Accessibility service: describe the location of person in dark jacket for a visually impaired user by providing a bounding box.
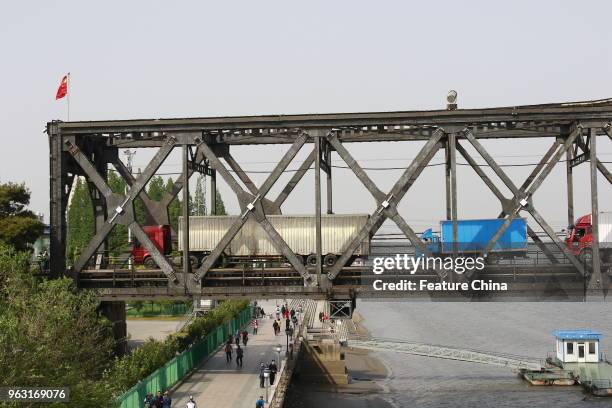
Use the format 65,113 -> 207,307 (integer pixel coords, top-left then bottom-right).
162,390 -> 171,408
259,363 -> 266,388
154,391 -> 163,408
225,342 -> 233,362
143,393 -> 154,408
268,360 -> 277,385
242,330 -> 249,346
236,344 -> 244,368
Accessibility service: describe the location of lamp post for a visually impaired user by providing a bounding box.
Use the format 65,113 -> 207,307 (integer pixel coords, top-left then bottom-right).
275,343 -> 282,369
263,367 -> 270,403
285,327 -> 293,355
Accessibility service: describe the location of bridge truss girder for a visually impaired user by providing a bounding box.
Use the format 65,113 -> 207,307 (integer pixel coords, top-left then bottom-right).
47,99 -> 612,298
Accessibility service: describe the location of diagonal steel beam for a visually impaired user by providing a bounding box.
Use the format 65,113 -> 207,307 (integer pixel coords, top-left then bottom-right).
223,151 -> 281,214
73,221 -> 115,273
326,129 -> 445,280
65,141 -> 113,198
457,142 -> 555,261
274,149 -> 316,208
464,127 -> 585,273
456,141 -> 561,264
328,133 -> 386,202
193,133 -> 313,283
224,153 -> 260,195
65,139 -> 179,281
596,161 -> 612,184
113,158 -> 157,225
119,137 -> 176,208
575,135 -> 612,185
464,130 -> 559,253
130,221 -> 177,281
161,144 -> 204,205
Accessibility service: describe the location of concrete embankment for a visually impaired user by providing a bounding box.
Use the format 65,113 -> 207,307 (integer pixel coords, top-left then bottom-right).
283,308 -> 393,408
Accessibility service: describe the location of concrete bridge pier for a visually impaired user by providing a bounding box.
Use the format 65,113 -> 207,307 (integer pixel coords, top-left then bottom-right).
100,300 -> 128,356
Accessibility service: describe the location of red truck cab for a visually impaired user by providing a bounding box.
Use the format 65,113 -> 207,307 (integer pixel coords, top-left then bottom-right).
565,214 -> 592,260
131,225 -> 172,267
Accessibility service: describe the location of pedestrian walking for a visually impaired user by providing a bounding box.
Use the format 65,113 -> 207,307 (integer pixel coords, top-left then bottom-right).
319,311 -> 324,322
185,396 -> 197,408
162,391 -> 172,408
259,307 -> 265,318
225,342 -> 233,363
285,318 -> 290,331
236,344 -> 244,368
235,329 -> 241,345
155,391 -> 164,408
252,319 -> 258,335
268,360 -> 277,385
242,330 -> 249,346
143,393 -> 154,408
259,363 -> 266,388
272,320 -> 279,336
256,395 -> 265,408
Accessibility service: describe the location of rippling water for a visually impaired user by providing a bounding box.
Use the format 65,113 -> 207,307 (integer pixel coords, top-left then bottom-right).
357,301 -> 612,407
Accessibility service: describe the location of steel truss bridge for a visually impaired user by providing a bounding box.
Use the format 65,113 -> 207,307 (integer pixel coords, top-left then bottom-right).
47,98 -> 612,301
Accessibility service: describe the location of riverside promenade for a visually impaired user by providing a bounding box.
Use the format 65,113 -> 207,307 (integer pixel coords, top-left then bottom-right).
171,300 -> 292,408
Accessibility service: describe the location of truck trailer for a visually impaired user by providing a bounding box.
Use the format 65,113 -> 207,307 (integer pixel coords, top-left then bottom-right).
131,214 -> 371,268
565,212 -> 612,264
421,218 -> 528,257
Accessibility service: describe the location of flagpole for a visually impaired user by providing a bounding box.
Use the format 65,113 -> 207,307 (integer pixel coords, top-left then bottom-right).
66,73 -> 70,121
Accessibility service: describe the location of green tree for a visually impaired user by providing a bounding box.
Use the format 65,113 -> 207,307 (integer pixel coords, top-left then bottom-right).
147,176 -> 166,201
66,178 -> 94,264
0,182 -> 44,251
0,243 -> 115,407
214,189 -> 227,215
165,178 -> 181,231
192,174 -> 207,216
106,171 -> 128,256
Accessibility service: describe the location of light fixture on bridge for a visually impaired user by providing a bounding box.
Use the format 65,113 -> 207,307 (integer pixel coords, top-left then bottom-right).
447,90 -> 458,111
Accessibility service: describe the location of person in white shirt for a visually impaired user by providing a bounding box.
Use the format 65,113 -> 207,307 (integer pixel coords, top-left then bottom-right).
186,395 -> 197,408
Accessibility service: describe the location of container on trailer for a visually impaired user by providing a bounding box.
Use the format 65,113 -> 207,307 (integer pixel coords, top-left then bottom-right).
178,214 -> 370,256
439,218 -> 527,253
598,212 -> 612,248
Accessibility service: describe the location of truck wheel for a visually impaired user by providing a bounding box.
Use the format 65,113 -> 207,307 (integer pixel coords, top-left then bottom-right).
189,255 -> 199,268
324,253 -> 337,267
144,257 -> 157,268
305,254 -> 318,266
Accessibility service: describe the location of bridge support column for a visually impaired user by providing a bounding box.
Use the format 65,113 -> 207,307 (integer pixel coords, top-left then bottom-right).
101,301 -> 127,356
566,149 -> 574,228
210,169 -> 217,215
315,134 -> 323,286
182,145 -> 191,288
588,128 -> 603,296
48,123 -> 69,279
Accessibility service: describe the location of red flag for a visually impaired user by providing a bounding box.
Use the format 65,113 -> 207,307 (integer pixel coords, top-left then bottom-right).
55,74 -> 69,100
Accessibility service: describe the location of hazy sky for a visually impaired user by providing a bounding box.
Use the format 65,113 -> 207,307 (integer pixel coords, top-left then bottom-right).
1,1 -> 610,232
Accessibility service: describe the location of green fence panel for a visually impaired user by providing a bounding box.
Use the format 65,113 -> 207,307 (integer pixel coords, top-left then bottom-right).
126,302 -> 191,317
117,307 -> 251,408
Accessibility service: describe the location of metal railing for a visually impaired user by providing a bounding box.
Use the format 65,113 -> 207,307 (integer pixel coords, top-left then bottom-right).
348,336 -> 545,371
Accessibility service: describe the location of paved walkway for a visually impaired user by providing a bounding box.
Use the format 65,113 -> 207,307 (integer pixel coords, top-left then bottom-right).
172,300 -> 288,408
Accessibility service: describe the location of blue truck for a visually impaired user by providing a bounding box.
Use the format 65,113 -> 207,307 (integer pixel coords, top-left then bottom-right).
421,218 -> 528,257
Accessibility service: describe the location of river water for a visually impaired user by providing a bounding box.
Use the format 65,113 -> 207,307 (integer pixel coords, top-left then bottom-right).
357,300 -> 612,407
